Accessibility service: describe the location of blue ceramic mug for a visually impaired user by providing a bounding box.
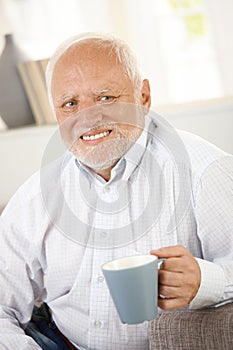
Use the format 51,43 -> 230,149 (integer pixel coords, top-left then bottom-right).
102,255 -> 161,324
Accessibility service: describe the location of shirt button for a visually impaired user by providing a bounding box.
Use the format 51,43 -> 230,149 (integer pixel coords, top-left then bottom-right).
103,187 -> 110,193
94,320 -> 102,328
100,231 -> 108,238
97,276 -> 104,283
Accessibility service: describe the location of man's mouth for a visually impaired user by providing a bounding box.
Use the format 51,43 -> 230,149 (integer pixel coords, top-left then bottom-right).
80,129 -> 112,141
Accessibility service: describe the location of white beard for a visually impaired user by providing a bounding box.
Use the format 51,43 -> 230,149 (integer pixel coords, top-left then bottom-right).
70,126 -> 142,172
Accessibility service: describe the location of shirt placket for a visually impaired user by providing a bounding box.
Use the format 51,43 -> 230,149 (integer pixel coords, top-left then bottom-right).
87,183 -> 116,349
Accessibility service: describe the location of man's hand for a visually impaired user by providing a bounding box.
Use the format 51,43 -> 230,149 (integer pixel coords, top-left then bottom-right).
150,245 -> 201,310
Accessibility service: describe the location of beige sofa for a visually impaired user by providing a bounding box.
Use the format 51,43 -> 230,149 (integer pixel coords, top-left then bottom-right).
148,303 -> 233,349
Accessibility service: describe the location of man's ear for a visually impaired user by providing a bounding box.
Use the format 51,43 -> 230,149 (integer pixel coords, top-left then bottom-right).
141,79 -> 151,109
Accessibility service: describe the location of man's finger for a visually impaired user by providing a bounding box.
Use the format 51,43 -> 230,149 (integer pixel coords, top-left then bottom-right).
159,257 -> 189,272
158,296 -> 188,311
151,245 -> 190,258
158,270 -> 182,287
159,284 -> 184,298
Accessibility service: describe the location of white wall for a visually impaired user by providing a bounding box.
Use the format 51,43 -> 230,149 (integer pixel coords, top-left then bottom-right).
0,97 -> 232,209
156,96 -> 233,155
205,0 -> 233,96
0,125 -> 56,209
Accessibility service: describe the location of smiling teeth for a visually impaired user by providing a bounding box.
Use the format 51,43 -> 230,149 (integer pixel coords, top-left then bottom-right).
82,131 -> 110,141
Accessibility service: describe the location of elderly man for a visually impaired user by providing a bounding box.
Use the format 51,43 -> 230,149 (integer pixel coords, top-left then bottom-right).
0,32 -> 233,350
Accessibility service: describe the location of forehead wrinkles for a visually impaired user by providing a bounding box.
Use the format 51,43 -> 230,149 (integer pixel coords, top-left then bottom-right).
53,47 -> 114,82
52,46 -> 129,97
53,41 -> 131,83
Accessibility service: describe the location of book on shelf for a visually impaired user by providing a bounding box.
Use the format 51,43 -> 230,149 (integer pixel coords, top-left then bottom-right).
17,58 -> 56,125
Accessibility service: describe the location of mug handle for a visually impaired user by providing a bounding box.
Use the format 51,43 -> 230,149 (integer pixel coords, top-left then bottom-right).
158,258 -> 166,269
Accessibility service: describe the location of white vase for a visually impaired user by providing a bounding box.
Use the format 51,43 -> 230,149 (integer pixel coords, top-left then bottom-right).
0,34 -> 35,128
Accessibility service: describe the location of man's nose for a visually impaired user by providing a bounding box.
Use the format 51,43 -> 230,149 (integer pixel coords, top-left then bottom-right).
76,101 -> 104,127
78,97 -> 96,112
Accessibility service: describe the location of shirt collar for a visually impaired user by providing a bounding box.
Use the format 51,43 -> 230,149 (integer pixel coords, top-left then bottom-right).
121,114 -> 152,182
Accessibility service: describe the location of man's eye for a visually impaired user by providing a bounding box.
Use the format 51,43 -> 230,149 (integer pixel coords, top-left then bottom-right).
63,101 -> 77,108
99,96 -> 116,103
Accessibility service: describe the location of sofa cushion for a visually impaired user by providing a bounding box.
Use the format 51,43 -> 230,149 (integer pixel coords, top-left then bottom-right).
148,303 -> 233,350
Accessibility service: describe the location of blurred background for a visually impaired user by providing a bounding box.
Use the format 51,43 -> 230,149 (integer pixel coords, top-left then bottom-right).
0,0 -> 233,209
1,0 -> 233,104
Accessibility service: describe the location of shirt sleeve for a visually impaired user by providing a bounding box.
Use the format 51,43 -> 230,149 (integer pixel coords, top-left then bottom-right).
0,214 -> 43,349
189,155 -> 233,309
189,258 -> 227,309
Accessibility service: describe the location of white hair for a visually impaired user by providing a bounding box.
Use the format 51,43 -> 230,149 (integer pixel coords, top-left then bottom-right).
45,32 -> 143,113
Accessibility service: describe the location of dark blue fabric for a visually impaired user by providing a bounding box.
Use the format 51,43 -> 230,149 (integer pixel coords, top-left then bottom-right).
25,304 -> 71,350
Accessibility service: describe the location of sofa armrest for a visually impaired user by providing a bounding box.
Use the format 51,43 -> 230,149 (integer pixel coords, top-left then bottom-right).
148,303 -> 233,350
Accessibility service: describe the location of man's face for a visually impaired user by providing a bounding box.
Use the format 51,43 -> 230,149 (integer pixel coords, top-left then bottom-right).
51,43 -> 150,176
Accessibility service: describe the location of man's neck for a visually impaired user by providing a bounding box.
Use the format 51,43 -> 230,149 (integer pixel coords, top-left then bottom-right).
96,160 -> 119,182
